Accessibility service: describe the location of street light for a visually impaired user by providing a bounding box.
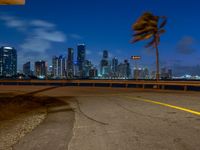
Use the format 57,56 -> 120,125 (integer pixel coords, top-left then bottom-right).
131,56 -> 141,80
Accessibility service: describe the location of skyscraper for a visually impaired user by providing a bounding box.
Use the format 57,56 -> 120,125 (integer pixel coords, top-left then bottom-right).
100,50 -> 110,77
103,50 -> 108,59
168,69 -> 172,79
52,56 -> 58,78
83,60 -> 93,77
35,60 -> 47,79
161,67 -> 172,79
77,44 -> 86,77
117,60 -> 131,79
89,67 -> 98,78
23,61 -> 31,76
52,55 -> 66,79
112,57 -> 118,77
67,48 -> 74,78
0,46 -> 17,77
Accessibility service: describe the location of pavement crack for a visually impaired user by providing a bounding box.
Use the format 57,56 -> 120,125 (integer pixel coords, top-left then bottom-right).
75,98 -> 109,125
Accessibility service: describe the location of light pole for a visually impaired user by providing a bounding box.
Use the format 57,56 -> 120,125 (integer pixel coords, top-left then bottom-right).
131,56 -> 141,80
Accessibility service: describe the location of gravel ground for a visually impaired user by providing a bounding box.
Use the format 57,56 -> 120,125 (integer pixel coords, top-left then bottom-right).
0,94 -> 74,150
0,96 -> 55,150
0,108 -> 47,150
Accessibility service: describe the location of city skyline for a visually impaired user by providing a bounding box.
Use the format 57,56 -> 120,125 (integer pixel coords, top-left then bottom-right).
0,0 -> 200,76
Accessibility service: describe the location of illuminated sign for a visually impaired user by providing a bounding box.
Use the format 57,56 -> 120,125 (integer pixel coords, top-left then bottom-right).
131,56 -> 141,60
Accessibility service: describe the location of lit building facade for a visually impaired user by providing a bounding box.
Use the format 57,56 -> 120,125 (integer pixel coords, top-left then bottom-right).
83,60 -> 93,77
67,48 -> 74,78
0,46 -> 17,77
117,60 -> 131,79
34,60 -> 47,79
23,61 -> 31,76
111,57 -> 118,78
77,44 -> 86,77
52,55 -> 66,79
100,50 -> 111,77
89,68 -> 98,78
161,67 -> 173,79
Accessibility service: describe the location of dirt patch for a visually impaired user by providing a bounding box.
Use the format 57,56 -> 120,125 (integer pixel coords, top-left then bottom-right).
0,95 -> 67,120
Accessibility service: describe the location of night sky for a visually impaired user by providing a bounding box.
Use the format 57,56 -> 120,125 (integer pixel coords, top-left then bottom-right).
0,0 -> 200,75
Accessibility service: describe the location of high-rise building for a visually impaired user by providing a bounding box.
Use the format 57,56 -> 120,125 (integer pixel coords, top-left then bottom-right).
52,55 -> 66,79
103,50 -> 108,59
34,60 -> 47,79
161,67 -> 172,79
89,67 -> 98,78
67,48 -> 74,78
77,44 -> 86,77
0,46 -> 17,77
100,50 -> 110,77
133,67 -> 149,79
143,68 -> 149,79
73,61 -> 79,77
23,61 -> 31,76
150,71 -> 156,79
117,60 -> 131,79
112,57 -> 118,77
83,60 -> 93,77
168,69 -> 172,79
52,56 -> 58,77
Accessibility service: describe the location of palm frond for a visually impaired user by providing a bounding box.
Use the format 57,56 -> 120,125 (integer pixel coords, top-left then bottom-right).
133,23 -> 147,31
145,38 -> 156,48
159,17 -> 167,29
158,29 -> 165,35
132,33 -> 153,43
131,12 -> 166,46
133,28 -> 154,36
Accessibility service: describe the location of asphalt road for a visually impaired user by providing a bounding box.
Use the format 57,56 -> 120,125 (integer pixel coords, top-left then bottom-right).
1,86 -> 200,150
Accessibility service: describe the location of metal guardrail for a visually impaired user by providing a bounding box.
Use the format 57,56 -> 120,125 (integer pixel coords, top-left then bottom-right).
0,80 -> 200,91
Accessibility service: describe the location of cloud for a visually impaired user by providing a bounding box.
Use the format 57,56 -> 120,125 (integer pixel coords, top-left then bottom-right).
34,28 -> 66,42
0,15 -> 27,31
176,36 -> 196,55
20,38 -> 51,53
70,34 -> 82,40
30,20 -> 55,28
0,15 -> 85,70
18,24 -> 67,58
0,15 -> 68,69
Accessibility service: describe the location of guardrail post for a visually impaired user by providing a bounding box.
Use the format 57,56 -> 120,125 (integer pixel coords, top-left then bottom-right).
142,84 -> 145,89
161,85 -> 165,90
109,83 -> 112,87
184,85 -> 187,91
126,84 -> 128,88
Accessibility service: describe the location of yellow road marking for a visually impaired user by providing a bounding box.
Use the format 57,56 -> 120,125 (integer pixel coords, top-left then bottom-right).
126,96 -> 200,116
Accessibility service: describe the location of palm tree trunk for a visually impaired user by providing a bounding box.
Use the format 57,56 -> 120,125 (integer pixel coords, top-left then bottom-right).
155,35 -> 160,81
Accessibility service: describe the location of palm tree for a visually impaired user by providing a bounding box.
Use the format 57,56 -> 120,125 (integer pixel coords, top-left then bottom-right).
131,12 -> 167,81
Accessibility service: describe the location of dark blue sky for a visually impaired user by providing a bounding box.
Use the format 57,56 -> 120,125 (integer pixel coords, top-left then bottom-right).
0,0 -> 200,75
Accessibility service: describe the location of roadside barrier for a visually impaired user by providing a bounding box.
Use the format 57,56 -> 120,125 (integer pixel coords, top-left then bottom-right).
0,80 -> 200,91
